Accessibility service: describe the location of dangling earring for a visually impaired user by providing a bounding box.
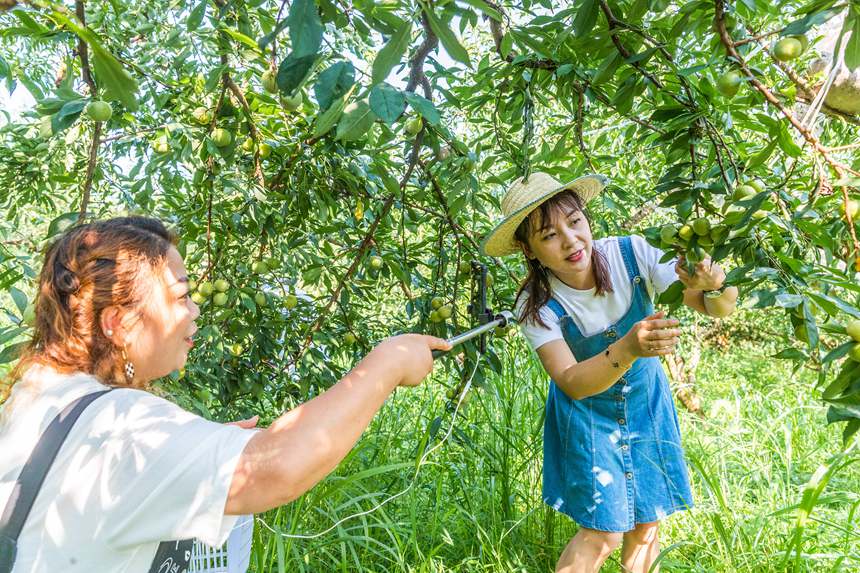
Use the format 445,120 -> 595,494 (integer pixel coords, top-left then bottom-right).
121,345 -> 135,383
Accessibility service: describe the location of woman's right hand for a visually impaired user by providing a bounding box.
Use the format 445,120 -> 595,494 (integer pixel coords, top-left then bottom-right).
620,311 -> 682,358
376,334 -> 452,387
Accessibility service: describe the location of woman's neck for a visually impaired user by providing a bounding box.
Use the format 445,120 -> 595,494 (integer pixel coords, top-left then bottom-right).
552,264 -> 596,291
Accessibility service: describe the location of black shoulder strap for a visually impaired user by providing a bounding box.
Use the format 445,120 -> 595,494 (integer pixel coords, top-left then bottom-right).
0,388 -> 112,571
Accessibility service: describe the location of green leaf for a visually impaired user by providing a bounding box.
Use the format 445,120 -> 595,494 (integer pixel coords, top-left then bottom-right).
823,341 -> 856,365
258,18 -> 290,52
313,85 -> 355,138
844,12 -> 860,71
221,28 -> 261,53
776,123 -> 802,158
593,52 -> 622,85
58,99 -> 87,121
314,61 -> 355,111
0,341 -> 27,365
371,18 -> 411,85
773,348 -> 808,361
573,0 -> 599,38
335,100 -> 377,142
0,56 -> 8,80
782,6 -> 843,36
405,92 -> 441,125
47,212 -> 80,238
50,11 -> 139,111
500,32 -> 513,59
422,4 -> 471,67
657,279 -> 685,305
187,0 -> 207,31
288,0 -> 323,57
277,52 -> 318,95
9,286 -> 27,314
51,100 -> 87,133
747,139 -> 777,170
458,0 -> 502,21
369,83 -> 406,125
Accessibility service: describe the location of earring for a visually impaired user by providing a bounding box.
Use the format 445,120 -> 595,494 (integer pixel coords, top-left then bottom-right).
120,345 -> 135,383
106,329 -> 113,337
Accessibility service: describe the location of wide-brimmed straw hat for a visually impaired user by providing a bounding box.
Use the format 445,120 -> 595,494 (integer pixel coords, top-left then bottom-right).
480,172 -> 608,257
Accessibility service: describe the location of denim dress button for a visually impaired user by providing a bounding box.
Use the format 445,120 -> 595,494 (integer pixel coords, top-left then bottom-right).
618,418 -> 626,425
633,276 -> 641,284
626,472 -> 634,480
622,444 -> 629,451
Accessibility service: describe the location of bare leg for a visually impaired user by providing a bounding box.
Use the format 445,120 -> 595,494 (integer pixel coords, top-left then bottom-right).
620,521 -> 660,573
556,527 -> 623,573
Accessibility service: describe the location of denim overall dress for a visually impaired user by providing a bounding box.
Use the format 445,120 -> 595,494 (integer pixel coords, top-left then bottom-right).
542,236 -> 693,532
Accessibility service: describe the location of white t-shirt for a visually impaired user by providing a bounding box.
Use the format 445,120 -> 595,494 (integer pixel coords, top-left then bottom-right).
0,365 -> 257,572
516,235 -> 679,351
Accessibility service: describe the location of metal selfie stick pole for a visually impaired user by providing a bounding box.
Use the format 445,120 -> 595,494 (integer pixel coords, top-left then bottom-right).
431,310 -> 517,359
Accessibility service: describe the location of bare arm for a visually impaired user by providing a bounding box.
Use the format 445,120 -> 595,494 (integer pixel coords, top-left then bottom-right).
536,312 -> 681,401
224,334 -> 450,515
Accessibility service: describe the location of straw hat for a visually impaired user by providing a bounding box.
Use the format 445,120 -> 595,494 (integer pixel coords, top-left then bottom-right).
480,172 -> 608,257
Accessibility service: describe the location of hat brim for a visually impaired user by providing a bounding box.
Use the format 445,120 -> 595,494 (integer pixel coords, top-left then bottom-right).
480,174 -> 607,257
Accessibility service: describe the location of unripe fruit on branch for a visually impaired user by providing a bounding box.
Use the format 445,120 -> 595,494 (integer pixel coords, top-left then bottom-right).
262,70 -> 278,94
678,224 -> 694,242
692,217 -> 711,236
840,199 -> 860,221
732,184 -> 757,201
283,91 -> 302,111
405,116 -> 423,136
192,106 -> 211,125
437,304 -> 452,320
85,100 -> 112,122
716,70 -> 742,98
198,281 -> 214,297
846,319 -> 860,342
773,37 -> 802,62
211,128 -> 232,147
153,136 -> 170,154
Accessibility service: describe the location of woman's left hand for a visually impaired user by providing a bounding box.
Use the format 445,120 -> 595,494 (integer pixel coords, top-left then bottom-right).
675,255 -> 725,291
226,415 -> 259,429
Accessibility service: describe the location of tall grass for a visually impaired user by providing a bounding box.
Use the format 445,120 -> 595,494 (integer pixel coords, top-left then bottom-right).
248,319 -> 860,572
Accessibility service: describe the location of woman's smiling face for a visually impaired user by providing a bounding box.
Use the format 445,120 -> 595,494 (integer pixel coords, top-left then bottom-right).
521,194 -> 595,289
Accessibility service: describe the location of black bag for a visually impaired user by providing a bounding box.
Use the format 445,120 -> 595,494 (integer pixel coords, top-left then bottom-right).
0,389 -> 112,573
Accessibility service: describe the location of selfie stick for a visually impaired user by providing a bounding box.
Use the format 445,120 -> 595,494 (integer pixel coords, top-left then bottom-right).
431,310 -> 517,359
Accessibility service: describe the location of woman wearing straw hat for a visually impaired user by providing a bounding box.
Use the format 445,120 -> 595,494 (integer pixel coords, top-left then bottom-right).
481,172 -> 737,572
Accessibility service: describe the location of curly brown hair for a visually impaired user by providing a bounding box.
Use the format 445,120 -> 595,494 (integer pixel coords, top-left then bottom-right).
1,217 -> 178,403
514,190 -> 613,329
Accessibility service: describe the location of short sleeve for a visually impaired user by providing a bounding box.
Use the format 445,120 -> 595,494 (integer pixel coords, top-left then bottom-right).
515,292 -> 564,351
96,390 -> 257,549
629,234 -> 679,298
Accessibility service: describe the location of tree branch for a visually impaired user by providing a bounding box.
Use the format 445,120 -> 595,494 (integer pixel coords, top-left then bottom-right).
714,0 -> 860,257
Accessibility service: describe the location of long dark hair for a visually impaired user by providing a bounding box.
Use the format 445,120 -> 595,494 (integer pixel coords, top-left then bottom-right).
514,190 -> 613,329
